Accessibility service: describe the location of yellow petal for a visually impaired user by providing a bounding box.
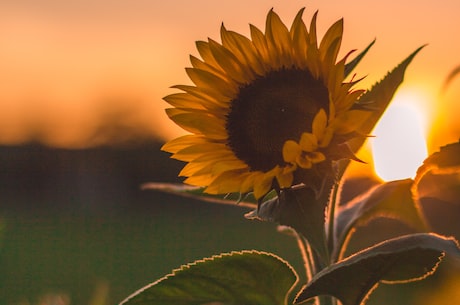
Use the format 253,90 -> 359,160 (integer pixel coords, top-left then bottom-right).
321,37 -> 341,81
220,25 -> 265,76
319,19 -> 343,62
171,85 -> 230,110
312,109 -> 328,140
319,127 -> 334,148
333,110 -> 372,135
211,159 -> 248,175
276,165 -> 295,188
208,39 -> 250,84
265,9 -> 292,66
299,133 -> 318,152
250,24 -> 270,65
240,172 -> 258,194
166,110 -> 227,140
186,67 -> 237,99
172,142 -> 228,161
195,40 -> 225,73
308,151 -> 326,163
283,140 -> 301,163
189,55 -> 229,82
296,155 -> 313,169
253,171 -> 275,199
161,135 -> 208,153
184,174 -> 215,187
290,8 -> 309,68
179,161 -> 212,177
163,92 -> 208,111
309,11 -> 318,48
205,170 -> 247,194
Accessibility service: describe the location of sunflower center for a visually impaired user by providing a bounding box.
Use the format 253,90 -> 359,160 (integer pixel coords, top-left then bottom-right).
226,67 -> 330,172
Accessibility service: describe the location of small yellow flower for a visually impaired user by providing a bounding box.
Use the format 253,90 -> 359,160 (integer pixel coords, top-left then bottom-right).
162,8 -> 369,199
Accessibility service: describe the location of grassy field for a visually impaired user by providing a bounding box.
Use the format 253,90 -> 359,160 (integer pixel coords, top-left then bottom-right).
1,143 -> 459,304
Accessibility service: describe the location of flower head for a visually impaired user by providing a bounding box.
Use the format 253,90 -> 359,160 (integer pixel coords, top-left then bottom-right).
162,8 -> 369,199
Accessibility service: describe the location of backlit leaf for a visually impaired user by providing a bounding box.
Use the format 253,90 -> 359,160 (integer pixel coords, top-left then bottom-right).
295,233 -> 460,305
119,250 -> 298,305
334,179 -> 427,259
415,139 -> 460,183
414,140 -> 460,205
141,182 -> 257,209
339,46 -> 425,178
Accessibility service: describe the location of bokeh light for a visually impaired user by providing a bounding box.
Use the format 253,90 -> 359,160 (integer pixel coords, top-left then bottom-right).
371,89 -> 429,181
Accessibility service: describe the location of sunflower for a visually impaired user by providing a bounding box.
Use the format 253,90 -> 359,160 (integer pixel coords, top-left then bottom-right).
162,8 -> 370,200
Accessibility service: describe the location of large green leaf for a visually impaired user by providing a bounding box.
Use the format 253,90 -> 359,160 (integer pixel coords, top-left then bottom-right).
295,233 -> 460,305
120,250 -> 298,305
334,179 -> 428,259
349,46 -> 425,153
335,46 -> 426,181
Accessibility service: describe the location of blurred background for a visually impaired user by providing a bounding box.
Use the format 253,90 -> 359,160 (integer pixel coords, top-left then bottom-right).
1,0 -> 460,304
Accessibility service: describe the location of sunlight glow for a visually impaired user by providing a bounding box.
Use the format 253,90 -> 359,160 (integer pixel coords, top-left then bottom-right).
371,91 -> 429,181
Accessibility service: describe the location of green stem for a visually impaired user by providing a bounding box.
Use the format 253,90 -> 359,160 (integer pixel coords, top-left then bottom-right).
295,232 -> 316,280
327,178 -> 340,262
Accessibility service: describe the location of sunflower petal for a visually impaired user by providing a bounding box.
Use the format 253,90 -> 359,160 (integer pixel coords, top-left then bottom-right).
266,9 -> 292,66
172,85 -> 229,108
161,135 -> 208,153
195,40 -> 225,73
309,151 -> 326,163
220,25 -> 265,76
172,143 -> 229,162
309,11 -> 319,48
290,8 -> 309,68
333,109 -> 372,135
276,165 -> 295,188
208,39 -> 250,84
253,171 -> 276,199
189,55 -> 229,82
186,67 -> 237,98
283,140 -> 301,163
179,161 -> 212,177
312,109 -> 328,140
205,170 -> 248,194
297,155 -> 313,169
300,133 -> 318,152
184,174 -> 215,187
319,19 -> 343,62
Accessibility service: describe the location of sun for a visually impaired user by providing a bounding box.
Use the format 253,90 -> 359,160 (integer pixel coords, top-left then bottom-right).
371,90 -> 429,181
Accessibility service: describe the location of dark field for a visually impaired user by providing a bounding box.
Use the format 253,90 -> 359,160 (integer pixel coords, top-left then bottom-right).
1,143 -> 459,304
0,143 -> 301,304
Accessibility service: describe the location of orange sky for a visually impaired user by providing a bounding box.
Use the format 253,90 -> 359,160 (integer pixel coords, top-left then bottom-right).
1,0 -> 460,149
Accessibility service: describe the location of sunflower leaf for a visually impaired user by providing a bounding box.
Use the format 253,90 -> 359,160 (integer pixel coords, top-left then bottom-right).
348,45 -> 425,154
344,39 -> 376,78
334,179 -> 428,259
414,139 -> 460,205
415,139 -> 460,184
245,186 -> 329,262
141,182 -> 257,208
119,250 -> 298,305
295,233 -> 460,305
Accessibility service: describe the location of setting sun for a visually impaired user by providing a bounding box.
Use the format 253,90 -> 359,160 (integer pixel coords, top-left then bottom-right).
371,92 -> 427,181
371,90 -> 429,181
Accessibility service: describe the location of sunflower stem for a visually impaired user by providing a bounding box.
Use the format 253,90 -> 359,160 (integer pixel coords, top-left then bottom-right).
327,177 -> 340,264
295,232 -> 316,281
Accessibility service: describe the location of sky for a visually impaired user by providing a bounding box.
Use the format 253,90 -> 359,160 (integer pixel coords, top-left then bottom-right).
1,0 -> 460,150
